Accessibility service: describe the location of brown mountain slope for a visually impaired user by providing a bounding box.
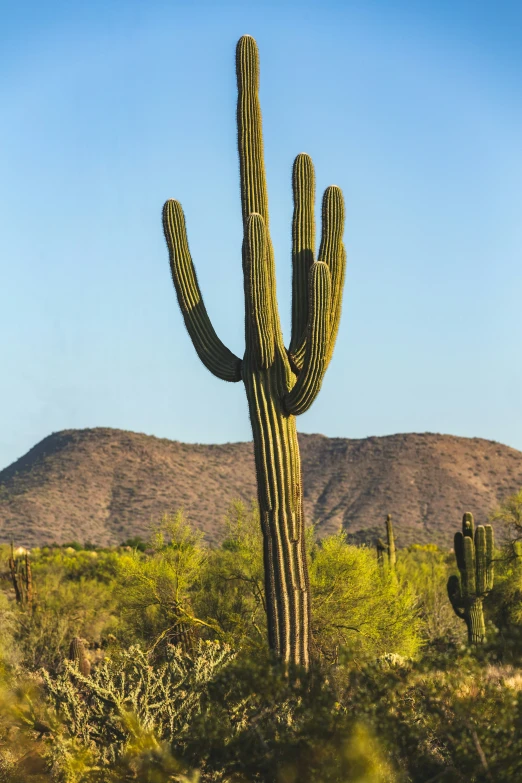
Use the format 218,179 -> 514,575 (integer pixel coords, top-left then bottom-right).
0,428 -> 521,549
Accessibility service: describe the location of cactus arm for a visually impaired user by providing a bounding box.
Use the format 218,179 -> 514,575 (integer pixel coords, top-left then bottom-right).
475,526 -> 487,595
319,186 -> 345,368
236,35 -> 269,226
325,242 -> 346,367
462,535 -> 477,597
292,186 -> 345,369
386,514 -> 397,572
447,575 -> 466,619
244,214 -> 275,369
284,262 -> 331,415
289,153 -> 315,359
463,512 -> 474,538
454,531 -> 465,571
162,200 -> 242,382
485,524 -> 494,591
236,35 -> 286,358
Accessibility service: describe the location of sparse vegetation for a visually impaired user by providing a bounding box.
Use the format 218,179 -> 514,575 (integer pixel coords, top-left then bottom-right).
1,494 -> 521,781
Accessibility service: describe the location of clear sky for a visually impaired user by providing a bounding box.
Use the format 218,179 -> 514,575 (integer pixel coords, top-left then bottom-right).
1,0 -> 521,470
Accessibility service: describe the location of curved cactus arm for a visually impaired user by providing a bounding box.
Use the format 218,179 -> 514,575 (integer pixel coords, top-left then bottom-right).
325,242 -> 346,367
321,186 -> 346,367
289,153 -> 315,359
292,186 -> 345,369
454,531 -> 465,571
163,200 -> 242,383
244,214 -> 275,369
447,575 -> 466,619
284,262 -> 331,415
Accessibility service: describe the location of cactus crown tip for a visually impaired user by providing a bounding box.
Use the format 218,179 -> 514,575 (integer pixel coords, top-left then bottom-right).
237,34 -> 258,49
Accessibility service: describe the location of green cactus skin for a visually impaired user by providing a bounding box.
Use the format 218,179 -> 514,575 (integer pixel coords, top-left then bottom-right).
162,36 -> 346,669
69,637 -> 91,676
447,513 -> 494,645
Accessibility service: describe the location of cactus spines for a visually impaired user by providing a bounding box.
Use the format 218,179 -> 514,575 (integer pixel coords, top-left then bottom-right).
69,637 -> 91,676
448,512 -> 495,645
163,36 -> 346,669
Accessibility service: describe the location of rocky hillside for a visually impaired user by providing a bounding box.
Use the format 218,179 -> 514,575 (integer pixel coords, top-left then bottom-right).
0,428 -> 521,549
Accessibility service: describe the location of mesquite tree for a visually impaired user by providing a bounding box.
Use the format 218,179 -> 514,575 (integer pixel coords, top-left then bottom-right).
162,35 -> 346,668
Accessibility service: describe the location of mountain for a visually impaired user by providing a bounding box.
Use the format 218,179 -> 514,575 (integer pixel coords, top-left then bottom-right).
0,428 -> 521,549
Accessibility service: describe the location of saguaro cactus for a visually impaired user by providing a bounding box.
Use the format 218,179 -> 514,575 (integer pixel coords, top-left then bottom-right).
162,36 -> 346,669
447,512 -> 494,644
386,514 -> 396,573
374,515 -> 396,577
8,543 -> 34,609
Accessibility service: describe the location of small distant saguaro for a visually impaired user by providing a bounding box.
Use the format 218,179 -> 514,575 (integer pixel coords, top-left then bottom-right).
162,36 -> 346,669
447,513 -> 494,644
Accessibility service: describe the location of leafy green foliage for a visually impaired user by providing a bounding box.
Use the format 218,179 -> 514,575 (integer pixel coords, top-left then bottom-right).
398,544 -> 465,645
1,501 -> 522,781
310,533 -> 421,662
116,512 -> 214,653
0,546 -> 119,672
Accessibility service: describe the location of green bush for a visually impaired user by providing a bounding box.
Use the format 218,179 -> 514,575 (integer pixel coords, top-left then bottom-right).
398,544 -> 465,646
1,503 -> 522,781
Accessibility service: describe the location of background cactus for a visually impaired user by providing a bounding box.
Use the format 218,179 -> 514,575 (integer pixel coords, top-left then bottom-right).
162,35 -> 346,669
374,515 -> 396,577
8,543 -> 34,609
386,514 -> 396,573
69,637 -> 91,676
447,512 -> 494,644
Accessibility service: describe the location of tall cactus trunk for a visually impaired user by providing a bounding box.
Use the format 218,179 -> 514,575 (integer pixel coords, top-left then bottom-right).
245,359 -> 310,663
467,599 -> 486,645
163,36 -> 346,669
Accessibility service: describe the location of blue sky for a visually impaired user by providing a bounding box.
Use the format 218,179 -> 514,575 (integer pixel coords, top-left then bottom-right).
1,0 -> 521,469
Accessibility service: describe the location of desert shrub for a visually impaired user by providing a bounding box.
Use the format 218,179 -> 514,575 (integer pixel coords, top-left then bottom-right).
485,489 -> 522,654
345,647 -> 522,782
490,487 -> 522,543
0,593 -> 18,671
195,501 -> 267,651
43,640 -> 236,767
2,506 -> 522,781
115,511 -> 214,652
310,533 -> 422,662
38,642 -> 397,783
0,665 -> 199,783
2,549 -> 120,672
397,544 -> 465,646
198,505 -> 422,664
